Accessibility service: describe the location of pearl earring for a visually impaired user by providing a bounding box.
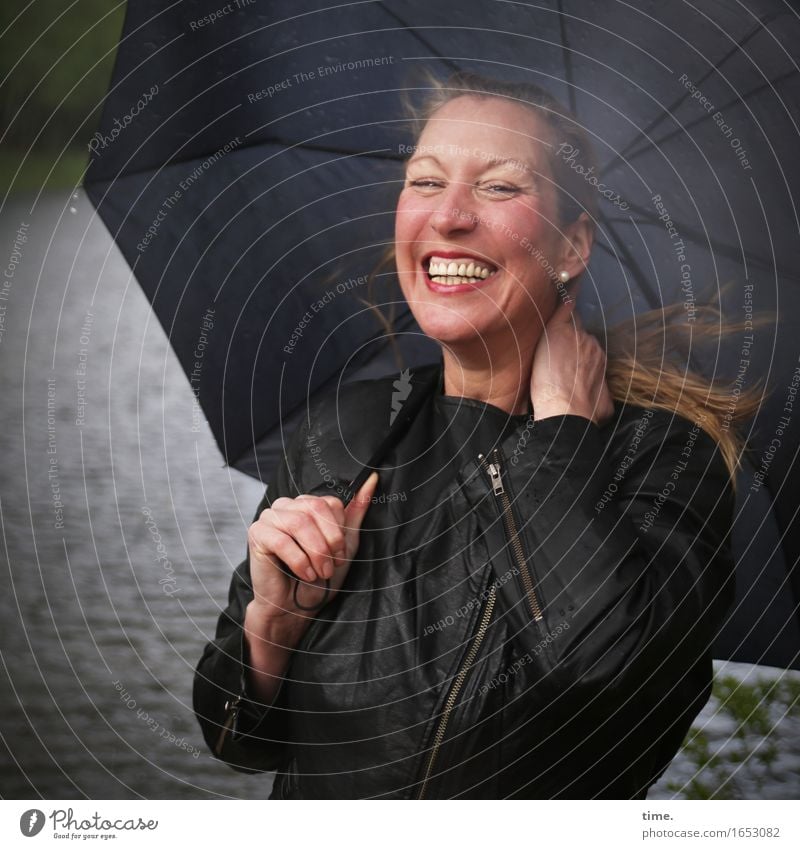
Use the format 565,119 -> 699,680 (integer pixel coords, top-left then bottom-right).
558,270 -> 570,283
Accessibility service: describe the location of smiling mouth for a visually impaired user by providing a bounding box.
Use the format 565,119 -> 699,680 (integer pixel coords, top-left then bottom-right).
424,255 -> 499,286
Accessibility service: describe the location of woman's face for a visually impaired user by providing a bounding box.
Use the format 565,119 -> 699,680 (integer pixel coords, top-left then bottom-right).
395,95 -> 576,356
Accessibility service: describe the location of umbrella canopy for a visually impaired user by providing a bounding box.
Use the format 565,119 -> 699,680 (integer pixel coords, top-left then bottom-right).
84,0 -> 800,669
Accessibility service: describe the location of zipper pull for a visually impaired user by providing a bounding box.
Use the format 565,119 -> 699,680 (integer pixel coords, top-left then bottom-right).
487,461 -> 504,496
215,695 -> 242,755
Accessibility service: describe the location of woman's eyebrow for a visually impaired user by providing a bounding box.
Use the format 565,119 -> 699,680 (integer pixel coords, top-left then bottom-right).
405,154 -> 441,168
481,155 -> 536,176
405,153 -> 537,176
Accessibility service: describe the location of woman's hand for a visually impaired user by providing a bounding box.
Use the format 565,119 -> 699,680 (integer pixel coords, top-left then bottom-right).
246,471 -> 379,625
241,472 -> 379,704
530,287 -> 615,425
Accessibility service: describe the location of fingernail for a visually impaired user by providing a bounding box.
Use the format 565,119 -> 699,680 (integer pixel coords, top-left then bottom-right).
305,568 -> 316,582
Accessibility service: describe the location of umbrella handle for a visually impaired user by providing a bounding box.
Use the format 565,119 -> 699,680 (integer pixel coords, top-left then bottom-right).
288,464 -> 373,612
292,575 -> 331,611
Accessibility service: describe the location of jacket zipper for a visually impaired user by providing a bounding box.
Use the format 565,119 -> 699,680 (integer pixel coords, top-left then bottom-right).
214,696 -> 241,756
417,585 -> 497,799
480,450 -> 544,623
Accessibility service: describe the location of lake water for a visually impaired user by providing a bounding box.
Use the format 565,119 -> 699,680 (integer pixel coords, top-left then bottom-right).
0,192 -> 796,799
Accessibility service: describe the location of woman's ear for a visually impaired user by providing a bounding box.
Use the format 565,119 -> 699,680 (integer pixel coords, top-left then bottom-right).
558,212 -> 594,280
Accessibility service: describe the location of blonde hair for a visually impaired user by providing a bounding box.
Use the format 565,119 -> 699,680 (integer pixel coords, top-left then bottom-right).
364,70 -> 766,488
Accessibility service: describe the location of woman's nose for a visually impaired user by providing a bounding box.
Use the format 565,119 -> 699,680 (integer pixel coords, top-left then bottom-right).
429,182 -> 479,237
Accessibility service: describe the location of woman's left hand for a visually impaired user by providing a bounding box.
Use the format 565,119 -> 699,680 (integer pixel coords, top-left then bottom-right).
530,286 -> 615,425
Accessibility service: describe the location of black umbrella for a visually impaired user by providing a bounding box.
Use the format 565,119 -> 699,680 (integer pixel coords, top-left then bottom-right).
84,0 -> 800,669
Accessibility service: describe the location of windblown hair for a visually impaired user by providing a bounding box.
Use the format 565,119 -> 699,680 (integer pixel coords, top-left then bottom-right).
364,70 -> 765,488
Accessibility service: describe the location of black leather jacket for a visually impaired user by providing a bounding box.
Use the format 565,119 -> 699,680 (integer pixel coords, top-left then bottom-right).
193,361 -> 735,799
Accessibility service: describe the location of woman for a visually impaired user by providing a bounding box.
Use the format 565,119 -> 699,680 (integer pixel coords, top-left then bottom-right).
194,72 -> 754,799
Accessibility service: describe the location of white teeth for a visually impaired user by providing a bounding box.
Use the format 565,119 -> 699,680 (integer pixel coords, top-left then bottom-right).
426,256 -> 496,280
430,275 -> 484,286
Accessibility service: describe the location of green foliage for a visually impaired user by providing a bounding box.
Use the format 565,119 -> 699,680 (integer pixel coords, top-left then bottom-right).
0,0 -> 125,192
668,672 -> 800,799
0,148 -> 90,194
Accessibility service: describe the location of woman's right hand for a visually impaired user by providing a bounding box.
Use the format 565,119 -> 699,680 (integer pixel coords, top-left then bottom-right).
530,286 -> 614,426
246,471 -> 379,626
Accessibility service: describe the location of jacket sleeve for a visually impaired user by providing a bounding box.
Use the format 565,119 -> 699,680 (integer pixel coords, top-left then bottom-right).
488,406 -> 736,701
192,424 -> 308,773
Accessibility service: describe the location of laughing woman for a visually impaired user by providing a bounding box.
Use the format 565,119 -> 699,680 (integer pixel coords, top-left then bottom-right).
194,72 -> 757,799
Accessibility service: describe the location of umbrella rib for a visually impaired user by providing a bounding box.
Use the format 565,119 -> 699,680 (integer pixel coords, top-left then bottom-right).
557,0 -> 577,116
600,9 -> 784,178
602,197 -> 795,279
260,137 -> 405,161
611,68 -> 798,168
375,2 -> 462,75
85,137 -> 406,186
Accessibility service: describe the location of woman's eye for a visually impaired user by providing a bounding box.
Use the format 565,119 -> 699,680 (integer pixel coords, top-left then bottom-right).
405,179 -> 519,195
481,184 -> 519,195
407,178 -> 443,189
